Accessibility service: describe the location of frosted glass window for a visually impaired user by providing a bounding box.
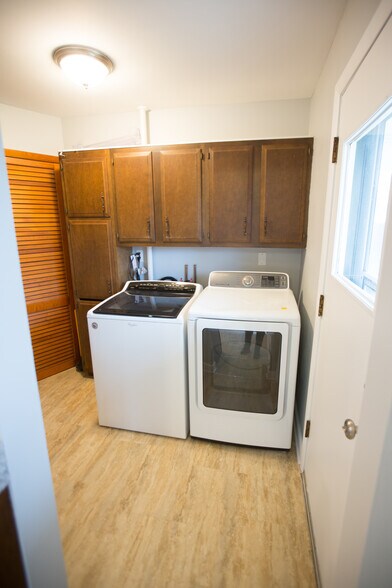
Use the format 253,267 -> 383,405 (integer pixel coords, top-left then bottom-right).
334,100 -> 392,307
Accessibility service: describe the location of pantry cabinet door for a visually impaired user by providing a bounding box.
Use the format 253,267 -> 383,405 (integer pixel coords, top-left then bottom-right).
68,219 -> 116,300
75,299 -> 101,375
61,150 -> 111,217
260,140 -> 312,247
155,148 -> 203,243
208,144 -> 253,244
112,149 -> 155,243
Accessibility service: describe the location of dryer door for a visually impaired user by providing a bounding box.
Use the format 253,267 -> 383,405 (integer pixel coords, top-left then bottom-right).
196,319 -> 289,420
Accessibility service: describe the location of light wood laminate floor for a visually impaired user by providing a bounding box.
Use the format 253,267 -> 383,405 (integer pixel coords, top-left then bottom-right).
39,368 -> 316,588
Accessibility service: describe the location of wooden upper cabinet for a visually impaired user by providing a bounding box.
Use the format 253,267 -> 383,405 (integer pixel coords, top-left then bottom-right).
208,144 -> 253,244
61,150 -> 111,217
260,140 -> 313,247
68,219 -> 116,300
112,149 -> 155,243
155,148 -> 203,243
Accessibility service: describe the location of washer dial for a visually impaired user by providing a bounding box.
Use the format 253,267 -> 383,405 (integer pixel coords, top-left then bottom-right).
242,275 -> 254,287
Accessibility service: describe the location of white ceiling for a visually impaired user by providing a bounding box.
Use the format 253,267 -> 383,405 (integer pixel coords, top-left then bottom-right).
0,0 -> 347,118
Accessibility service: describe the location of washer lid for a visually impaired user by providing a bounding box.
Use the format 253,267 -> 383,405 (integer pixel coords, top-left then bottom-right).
92,280 -> 199,319
187,285 -> 300,325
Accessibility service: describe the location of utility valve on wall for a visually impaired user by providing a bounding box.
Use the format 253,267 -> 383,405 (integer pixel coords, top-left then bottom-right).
130,251 -> 147,280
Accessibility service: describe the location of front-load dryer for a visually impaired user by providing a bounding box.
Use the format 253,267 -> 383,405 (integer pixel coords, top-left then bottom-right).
187,271 -> 300,449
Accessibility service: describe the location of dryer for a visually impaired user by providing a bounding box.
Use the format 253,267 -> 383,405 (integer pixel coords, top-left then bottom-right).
187,271 -> 300,449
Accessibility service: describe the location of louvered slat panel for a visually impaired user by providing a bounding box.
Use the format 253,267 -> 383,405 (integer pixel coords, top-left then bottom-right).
32,326 -> 72,342
33,335 -> 74,352
6,156 -> 57,169
22,268 -> 65,279
18,242 -> 62,252
8,170 -> 56,178
6,150 -> 78,380
31,328 -> 74,348
23,282 -> 68,294
8,170 -> 55,177
19,250 -> 64,261
33,339 -> 75,357
11,195 -> 56,202
28,305 -> 71,324
8,167 -> 55,176
10,187 -> 56,194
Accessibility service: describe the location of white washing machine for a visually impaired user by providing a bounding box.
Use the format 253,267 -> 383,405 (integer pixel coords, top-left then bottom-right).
88,280 -> 202,439
187,271 -> 300,449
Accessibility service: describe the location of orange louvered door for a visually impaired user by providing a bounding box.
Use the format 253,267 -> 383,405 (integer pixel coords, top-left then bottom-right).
6,150 -> 79,380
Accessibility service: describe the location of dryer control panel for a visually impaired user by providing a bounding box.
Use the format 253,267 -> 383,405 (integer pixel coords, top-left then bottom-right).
208,271 -> 289,289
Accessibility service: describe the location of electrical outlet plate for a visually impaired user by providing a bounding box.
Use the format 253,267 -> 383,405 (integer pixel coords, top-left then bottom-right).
258,252 -> 267,266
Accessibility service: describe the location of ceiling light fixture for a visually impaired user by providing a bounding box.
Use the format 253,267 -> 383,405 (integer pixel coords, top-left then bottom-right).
53,45 -> 114,89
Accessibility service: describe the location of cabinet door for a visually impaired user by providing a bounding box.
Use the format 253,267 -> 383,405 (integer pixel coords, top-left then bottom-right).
208,144 -> 253,244
260,141 -> 312,247
68,220 -> 115,300
76,299 -> 101,375
156,148 -> 203,243
112,149 -> 155,243
61,150 -> 111,217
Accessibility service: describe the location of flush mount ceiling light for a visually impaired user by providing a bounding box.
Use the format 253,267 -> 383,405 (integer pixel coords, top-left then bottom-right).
53,45 -> 114,89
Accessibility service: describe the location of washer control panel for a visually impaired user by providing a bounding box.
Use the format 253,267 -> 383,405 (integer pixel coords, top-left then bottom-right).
209,271 -> 289,289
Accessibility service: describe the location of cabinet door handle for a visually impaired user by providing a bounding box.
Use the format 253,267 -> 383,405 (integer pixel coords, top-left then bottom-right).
146,218 -> 151,237
264,216 -> 268,236
243,216 -> 248,236
100,193 -> 105,215
165,217 -> 170,238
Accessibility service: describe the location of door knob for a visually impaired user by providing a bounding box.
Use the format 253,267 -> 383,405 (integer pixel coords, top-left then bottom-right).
342,418 -> 358,440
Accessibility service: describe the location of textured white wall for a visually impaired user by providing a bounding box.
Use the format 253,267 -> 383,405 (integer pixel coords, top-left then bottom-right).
148,99 -> 310,144
143,246 -> 304,299
0,103 -> 63,155
62,110 -> 141,150
61,98 -> 310,149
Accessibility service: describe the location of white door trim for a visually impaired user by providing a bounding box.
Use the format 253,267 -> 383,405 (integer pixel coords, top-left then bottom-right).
300,0 -> 392,471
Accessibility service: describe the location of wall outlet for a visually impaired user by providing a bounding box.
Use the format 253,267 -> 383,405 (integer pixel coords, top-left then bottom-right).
258,252 -> 267,266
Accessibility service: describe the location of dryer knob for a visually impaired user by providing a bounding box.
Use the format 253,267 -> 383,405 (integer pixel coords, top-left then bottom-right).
242,275 -> 254,287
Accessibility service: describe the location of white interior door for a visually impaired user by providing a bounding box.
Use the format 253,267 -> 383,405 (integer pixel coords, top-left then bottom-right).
304,14 -> 392,588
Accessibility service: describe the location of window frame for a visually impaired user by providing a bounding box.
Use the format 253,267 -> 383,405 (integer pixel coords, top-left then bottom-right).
333,98 -> 392,310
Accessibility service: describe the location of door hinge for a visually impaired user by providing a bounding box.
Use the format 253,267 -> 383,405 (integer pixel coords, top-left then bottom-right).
332,137 -> 339,163
67,222 -> 70,231
318,294 -> 325,317
305,420 -> 311,438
